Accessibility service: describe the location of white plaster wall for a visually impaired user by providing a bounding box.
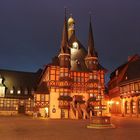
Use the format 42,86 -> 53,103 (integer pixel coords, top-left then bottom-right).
49,88 -> 61,119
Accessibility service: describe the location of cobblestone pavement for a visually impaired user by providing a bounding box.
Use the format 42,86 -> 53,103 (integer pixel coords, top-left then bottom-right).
0,115 -> 140,140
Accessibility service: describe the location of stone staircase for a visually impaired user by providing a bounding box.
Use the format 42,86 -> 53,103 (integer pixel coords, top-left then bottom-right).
70,103 -> 90,119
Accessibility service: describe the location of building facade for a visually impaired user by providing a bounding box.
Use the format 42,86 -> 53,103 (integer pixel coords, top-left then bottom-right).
108,55 -> 140,117
0,69 -> 41,115
0,13 -> 106,119
34,13 -> 106,119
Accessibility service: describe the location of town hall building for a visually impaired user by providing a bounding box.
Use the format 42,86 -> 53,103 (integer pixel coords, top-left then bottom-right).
0,12 -> 107,119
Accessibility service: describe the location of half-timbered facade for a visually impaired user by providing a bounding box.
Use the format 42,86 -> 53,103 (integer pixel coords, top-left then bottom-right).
0,12 -> 106,119
108,55 -> 140,117
34,13 -> 106,119
0,69 -> 41,115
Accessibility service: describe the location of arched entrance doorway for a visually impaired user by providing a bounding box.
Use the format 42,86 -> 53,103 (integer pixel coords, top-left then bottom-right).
125,101 -> 129,115
130,100 -> 136,115
137,99 -> 140,115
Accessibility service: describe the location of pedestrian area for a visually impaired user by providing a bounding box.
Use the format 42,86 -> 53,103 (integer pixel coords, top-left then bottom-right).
0,116 -> 140,140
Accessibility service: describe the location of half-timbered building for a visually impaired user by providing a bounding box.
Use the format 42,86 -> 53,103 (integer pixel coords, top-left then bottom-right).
0,12 -> 106,119
108,54 -> 140,117
34,13 -> 106,119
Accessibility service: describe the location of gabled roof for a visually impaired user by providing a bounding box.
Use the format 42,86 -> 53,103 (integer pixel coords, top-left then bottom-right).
0,69 -> 42,99
120,56 -> 140,84
109,54 -> 140,85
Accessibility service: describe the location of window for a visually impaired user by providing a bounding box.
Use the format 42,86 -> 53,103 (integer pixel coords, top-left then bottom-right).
40,95 -> 45,102
24,90 -> 28,95
130,84 -> 134,91
60,93 -> 63,96
89,75 -> 93,79
134,83 -> 139,91
125,101 -> 129,114
64,93 -> 68,96
17,90 -> 21,94
60,73 -> 64,77
93,75 -> 97,79
10,90 -> 14,94
131,100 -> 136,114
0,99 -> 17,111
90,94 -> 93,97
77,77 -> 80,82
138,100 -> 140,113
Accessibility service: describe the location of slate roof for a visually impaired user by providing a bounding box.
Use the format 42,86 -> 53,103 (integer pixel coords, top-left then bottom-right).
0,69 -> 42,99
109,54 -> 140,85
120,56 -> 140,84
36,82 -> 50,94
69,33 -> 105,72
60,33 -> 89,72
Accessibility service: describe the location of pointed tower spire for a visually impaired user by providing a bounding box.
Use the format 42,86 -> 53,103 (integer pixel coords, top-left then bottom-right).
85,13 -> 98,70
60,8 -> 69,54
87,14 -> 97,57
59,8 -> 71,68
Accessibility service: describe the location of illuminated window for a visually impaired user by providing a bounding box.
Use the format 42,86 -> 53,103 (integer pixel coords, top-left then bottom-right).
134,83 -> 139,91
40,95 -> 45,102
138,100 -> 140,113
10,90 -> 14,94
89,75 -> 92,79
17,90 -> 21,94
60,73 -> 64,77
64,93 -> 68,96
77,77 -> 80,82
60,93 -> 63,96
93,75 -> 97,79
90,94 -> 93,97
89,73 -> 93,79
131,100 -> 136,114
24,90 -> 28,95
65,72 -> 68,76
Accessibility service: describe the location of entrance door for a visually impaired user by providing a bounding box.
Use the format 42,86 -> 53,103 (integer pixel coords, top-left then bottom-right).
61,109 -> 65,118
18,105 -> 25,114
